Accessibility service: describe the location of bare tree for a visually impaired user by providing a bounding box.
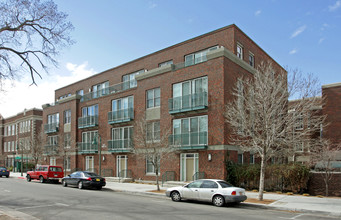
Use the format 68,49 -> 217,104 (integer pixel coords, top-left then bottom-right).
310,140 -> 341,196
58,132 -> 73,176
0,0 -> 74,87
29,130 -> 45,168
225,61 -> 325,200
134,117 -> 173,191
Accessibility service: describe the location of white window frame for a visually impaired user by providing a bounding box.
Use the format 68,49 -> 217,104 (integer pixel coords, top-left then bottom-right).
249,52 -> 254,67
147,121 -> 160,142
85,156 -> 94,172
64,110 -> 71,124
50,157 -> 56,166
237,43 -> 243,59
146,156 -> 160,175
185,46 -> 218,66
146,88 -> 160,109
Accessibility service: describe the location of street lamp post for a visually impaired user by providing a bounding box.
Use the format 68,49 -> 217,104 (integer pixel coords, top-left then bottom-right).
93,133 -> 102,176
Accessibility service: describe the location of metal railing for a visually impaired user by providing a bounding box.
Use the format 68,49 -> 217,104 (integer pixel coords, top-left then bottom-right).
44,123 -> 59,133
44,145 -> 59,155
108,139 -> 133,152
108,108 -> 134,124
77,142 -> 98,153
78,115 -> 98,128
192,172 -> 205,181
162,171 -> 175,186
81,79 -> 137,102
168,92 -> 208,113
169,131 -> 208,148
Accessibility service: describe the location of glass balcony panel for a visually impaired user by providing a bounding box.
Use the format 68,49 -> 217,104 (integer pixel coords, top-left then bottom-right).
108,108 -> 134,124
78,116 -> 98,128
168,92 -> 207,114
169,132 -> 207,150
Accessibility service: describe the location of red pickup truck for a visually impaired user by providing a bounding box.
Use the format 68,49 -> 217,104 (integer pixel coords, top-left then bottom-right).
26,165 -> 64,183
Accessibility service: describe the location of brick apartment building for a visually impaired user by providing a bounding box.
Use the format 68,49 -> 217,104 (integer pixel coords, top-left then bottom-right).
0,108 -> 43,171
9,24 -> 285,181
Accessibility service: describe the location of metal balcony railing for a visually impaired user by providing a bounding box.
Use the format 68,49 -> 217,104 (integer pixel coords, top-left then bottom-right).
168,92 -> 208,114
169,131 -> 208,150
108,108 -> 134,124
107,139 -> 133,152
77,142 -> 98,153
78,115 -> 98,129
44,123 -> 59,134
81,79 -> 137,102
44,145 -> 59,155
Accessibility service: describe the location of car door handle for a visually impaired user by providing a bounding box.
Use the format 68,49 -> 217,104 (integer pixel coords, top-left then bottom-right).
211,190 -> 214,192
195,190 -> 198,191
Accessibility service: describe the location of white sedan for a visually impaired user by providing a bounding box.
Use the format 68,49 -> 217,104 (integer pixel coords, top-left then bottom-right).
165,179 -> 247,207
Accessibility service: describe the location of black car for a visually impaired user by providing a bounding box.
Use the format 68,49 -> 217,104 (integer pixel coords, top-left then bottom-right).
0,167 -> 10,178
62,171 -> 106,190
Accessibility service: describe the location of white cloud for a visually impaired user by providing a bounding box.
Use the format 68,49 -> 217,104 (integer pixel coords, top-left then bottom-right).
290,25 -> 307,39
319,38 -> 325,44
0,62 -> 96,118
255,10 -> 261,16
329,0 -> 341,11
148,2 -> 157,9
289,49 -> 298,54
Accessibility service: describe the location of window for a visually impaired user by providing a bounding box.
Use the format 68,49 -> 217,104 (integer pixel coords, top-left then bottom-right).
82,104 -> 98,117
8,126 -> 11,136
112,96 -> 134,112
159,60 -> 173,67
185,46 -> 218,66
47,113 -> 59,125
50,157 -> 56,166
238,153 -> 243,164
295,142 -> 304,152
147,121 -> 160,142
48,135 -> 58,146
64,133 -> 71,148
12,124 -> 15,135
64,110 -> 71,124
64,156 -> 71,171
201,180 -> 218,189
295,113 -> 303,130
82,130 -> 98,144
172,115 -> 208,146
12,141 -> 15,151
237,44 -> 243,59
187,180 -> 203,188
146,88 -> 160,109
77,89 -> 84,101
4,126 -> 7,136
250,154 -> 255,164
85,156 -> 94,172
122,69 -> 145,89
146,156 -> 160,175
249,52 -> 254,67
92,81 -> 109,98
111,127 -> 133,148
4,143 -> 7,152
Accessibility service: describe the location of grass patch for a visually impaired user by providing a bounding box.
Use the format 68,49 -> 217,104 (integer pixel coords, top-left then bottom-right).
245,198 -> 276,204
148,189 -> 166,194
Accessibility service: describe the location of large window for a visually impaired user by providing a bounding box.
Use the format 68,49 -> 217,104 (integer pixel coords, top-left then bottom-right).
159,60 -> 173,67
146,88 -> 160,109
47,135 -> 58,146
82,130 -> 98,144
82,104 -> 98,117
249,52 -> 255,67
295,113 -> 304,130
146,156 -> 160,175
64,133 -> 71,148
147,121 -> 160,142
111,126 -> 133,148
64,110 -> 71,124
48,113 -> 59,125
64,156 -> 71,171
19,120 -> 31,133
92,81 -> 109,98
112,96 -> 134,112
185,46 -> 218,66
123,69 -> 145,89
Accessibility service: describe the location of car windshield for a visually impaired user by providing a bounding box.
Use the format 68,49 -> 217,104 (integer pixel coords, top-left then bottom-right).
218,181 -> 233,188
50,167 -> 62,172
84,172 -> 99,177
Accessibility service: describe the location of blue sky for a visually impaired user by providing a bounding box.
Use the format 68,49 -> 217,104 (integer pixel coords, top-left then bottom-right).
1,0 -> 341,117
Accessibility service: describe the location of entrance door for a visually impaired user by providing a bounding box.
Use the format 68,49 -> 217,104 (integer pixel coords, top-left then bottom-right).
180,153 -> 199,181
85,156 -> 94,172
116,155 -> 127,178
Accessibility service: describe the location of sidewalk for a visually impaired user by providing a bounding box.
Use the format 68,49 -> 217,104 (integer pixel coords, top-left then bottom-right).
9,172 -> 341,217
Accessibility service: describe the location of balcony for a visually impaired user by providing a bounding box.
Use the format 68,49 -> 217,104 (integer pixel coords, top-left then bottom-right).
168,131 -> 208,150
108,108 -> 134,124
77,142 -> 98,154
168,92 -> 208,114
108,139 -> 133,153
44,145 -> 59,155
78,115 -> 98,129
81,79 -> 137,102
44,123 -> 59,134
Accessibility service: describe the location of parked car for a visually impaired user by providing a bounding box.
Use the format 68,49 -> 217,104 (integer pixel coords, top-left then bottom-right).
62,171 -> 106,190
165,179 -> 247,207
0,167 -> 10,178
26,165 -> 64,183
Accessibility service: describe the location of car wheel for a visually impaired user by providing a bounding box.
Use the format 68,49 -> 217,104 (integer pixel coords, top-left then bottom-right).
39,176 -> 45,183
0,176 -> 2,177
62,180 -> 67,187
26,175 -> 31,182
6,175 -> 9,178
171,191 -> 181,202
213,195 -> 225,207
78,181 -> 83,189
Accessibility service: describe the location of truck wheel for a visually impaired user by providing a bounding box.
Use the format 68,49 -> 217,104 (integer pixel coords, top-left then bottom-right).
27,175 -> 31,182
39,176 -> 45,183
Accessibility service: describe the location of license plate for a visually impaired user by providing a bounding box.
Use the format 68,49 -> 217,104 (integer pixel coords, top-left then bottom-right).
54,174 -> 58,177
96,178 -> 100,182
2,171 -> 5,172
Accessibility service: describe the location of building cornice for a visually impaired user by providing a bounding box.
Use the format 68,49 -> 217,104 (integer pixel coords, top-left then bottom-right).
322,82 -> 341,89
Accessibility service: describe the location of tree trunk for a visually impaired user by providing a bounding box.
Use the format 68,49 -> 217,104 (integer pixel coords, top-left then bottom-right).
258,155 -> 266,201
156,167 -> 160,191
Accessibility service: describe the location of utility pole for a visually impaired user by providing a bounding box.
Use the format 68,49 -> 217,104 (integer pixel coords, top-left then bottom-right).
98,134 -> 102,176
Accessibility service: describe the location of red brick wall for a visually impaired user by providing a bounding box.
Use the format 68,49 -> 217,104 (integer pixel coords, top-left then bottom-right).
308,172 -> 341,196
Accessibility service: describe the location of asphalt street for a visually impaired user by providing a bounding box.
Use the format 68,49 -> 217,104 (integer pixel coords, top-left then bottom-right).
0,177 -> 338,220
